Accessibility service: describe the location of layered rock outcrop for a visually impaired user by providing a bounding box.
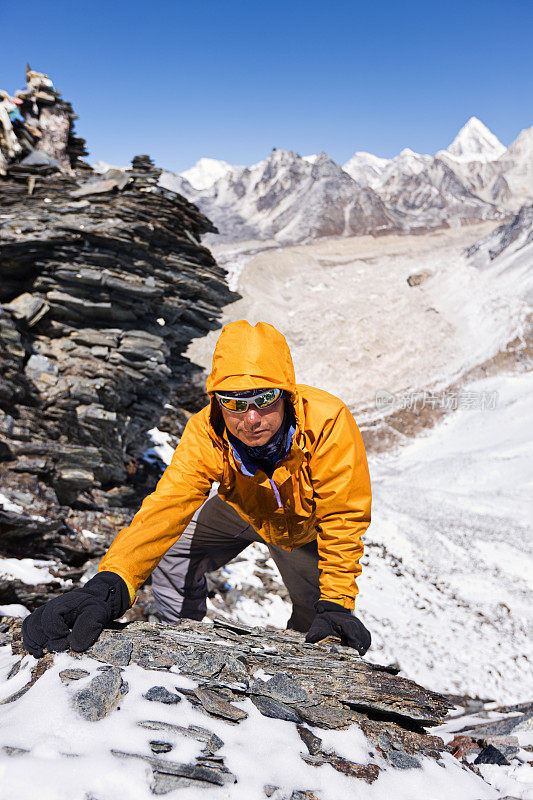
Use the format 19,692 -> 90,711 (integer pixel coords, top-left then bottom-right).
2,617 -> 453,795
0,70 -> 236,513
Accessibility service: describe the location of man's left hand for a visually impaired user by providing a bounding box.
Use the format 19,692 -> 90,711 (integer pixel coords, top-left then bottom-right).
305,600 -> 371,655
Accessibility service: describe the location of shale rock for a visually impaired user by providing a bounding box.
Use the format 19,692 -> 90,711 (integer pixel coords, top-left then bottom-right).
4,618 -> 489,794
73,666 -> 128,721
144,686 -> 182,704
0,69 -> 237,615
1,68 -> 235,522
474,744 -> 510,766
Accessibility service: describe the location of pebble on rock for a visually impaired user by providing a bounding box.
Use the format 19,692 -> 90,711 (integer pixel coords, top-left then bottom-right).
149,740 -> 174,754
59,668 -> 90,684
143,686 -> 182,705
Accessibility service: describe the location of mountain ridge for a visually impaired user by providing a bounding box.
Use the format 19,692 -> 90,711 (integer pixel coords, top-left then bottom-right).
157,118 -> 530,245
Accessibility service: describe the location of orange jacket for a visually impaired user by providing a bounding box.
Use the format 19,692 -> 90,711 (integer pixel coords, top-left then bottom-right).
99,321 -> 372,609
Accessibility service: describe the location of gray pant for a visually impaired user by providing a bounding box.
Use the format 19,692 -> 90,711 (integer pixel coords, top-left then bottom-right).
151,493 -> 320,631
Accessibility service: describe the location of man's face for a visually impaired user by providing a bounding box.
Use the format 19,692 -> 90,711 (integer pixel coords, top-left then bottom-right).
220,396 -> 285,447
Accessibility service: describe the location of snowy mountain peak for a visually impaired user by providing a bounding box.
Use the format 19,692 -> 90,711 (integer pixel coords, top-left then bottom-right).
342,151 -> 390,187
444,117 -> 506,163
180,157 -> 235,190
397,147 -> 419,158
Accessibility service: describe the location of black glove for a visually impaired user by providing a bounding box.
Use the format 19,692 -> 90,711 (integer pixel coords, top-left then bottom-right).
305,600 -> 371,655
22,571 -> 130,657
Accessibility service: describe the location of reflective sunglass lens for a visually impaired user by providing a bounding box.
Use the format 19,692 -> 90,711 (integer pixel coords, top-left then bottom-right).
217,388 -> 281,412
255,389 -> 280,407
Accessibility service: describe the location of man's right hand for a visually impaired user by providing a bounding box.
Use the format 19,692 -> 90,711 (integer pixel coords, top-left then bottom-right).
22,571 -> 130,657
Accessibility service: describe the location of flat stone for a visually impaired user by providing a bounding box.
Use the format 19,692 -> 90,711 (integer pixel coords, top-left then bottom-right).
111,750 -> 236,786
151,772 -> 194,794
447,734 -> 480,758
213,617 -> 256,635
73,667 -> 128,721
25,354 -> 58,377
59,668 -> 90,684
149,740 -> 173,754
496,701 -> 533,714
134,644 -> 185,670
326,753 -> 380,782
144,686 -> 182,705
387,751 -> 421,770
193,688 -> 248,722
184,650 -> 236,678
70,176 -> 128,198
4,293 -> 49,326
251,695 -> 301,722
294,703 -> 352,729
459,713 -> 532,739
512,715 -> 533,733
250,672 -> 308,704
3,746 -> 30,756
88,633 -> 133,667
296,725 -> 322,756
137,720 -> 224,752
302,753 -> 380,782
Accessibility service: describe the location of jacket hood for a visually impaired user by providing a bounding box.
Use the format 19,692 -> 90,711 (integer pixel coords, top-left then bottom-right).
206,320 -> 296,395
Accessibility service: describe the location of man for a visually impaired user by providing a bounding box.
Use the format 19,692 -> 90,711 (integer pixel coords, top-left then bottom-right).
23,321 -> 372,657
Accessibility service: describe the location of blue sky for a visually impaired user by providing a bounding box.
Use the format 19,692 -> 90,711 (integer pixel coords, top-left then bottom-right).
1,0 -> 532,173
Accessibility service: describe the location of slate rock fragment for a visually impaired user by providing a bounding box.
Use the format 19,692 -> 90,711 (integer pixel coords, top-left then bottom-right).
252,695 -> 301,722
138,720 -> 224,752
151,772 -> 194,794
474,744 -> 510,766
296,725 -> 322,756
150,740 -> 173,754
447,734 -> 480,758
294,703 -> 351,729
193,687 -> 248,722
144,686 -> 182,705
465,714 -> 533,739
387,750 -> 421,770
88,634 -> 133,667
59,668 -> 90,684
111,749 -> 236,786
303,752 -> 380,782
250,672 -> 308,704
73,666 -> 128,721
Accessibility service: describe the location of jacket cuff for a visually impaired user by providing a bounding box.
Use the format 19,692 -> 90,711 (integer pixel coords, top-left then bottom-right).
314,599 -> 350,614
97,568 -> 137,607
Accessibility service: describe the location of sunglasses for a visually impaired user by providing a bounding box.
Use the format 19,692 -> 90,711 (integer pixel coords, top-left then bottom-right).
216,388 -> 282,413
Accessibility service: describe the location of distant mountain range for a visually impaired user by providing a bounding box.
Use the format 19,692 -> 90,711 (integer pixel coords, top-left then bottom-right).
98,118 -> 533,245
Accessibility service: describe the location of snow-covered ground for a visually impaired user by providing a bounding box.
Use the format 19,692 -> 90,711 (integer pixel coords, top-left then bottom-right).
188,223 -> 529,415
0,646 -> 512,800
360,368 -> 533,701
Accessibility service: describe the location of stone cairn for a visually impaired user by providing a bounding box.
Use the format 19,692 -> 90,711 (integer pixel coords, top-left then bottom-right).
0,68 -> 236,608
